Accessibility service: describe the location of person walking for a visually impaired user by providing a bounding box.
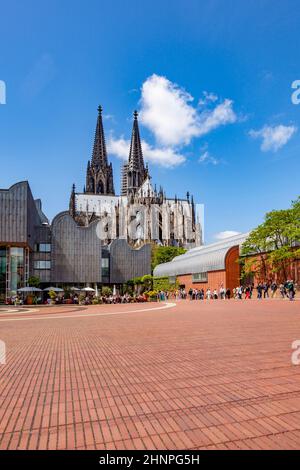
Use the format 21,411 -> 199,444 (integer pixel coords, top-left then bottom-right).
219,286 -> 225,300
279,283 -> 286,299
237,286 -> 243,300
257,283 -> 262,299
249,285 -> 253,299
245,286 -> 251,299
263,282 -> 269,299
287,280 -> 295,301
271,281 -> 277,298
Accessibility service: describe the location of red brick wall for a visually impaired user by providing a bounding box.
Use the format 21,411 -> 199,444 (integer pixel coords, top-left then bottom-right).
177,245 -> 241,292
177,270 -> 226,292
244,254 -> 300,285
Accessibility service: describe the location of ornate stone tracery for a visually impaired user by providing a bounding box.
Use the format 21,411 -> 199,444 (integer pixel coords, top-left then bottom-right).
69,107 -> 202,249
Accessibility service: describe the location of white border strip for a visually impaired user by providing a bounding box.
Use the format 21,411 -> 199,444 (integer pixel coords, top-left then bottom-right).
0,303 -> 177,322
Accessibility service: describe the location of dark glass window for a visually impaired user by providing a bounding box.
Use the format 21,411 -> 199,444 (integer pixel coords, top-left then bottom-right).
192,272 -> 208,283
34,260 -> 51,269
101,258 -> 109,278
10,247 -> 24,293
0,247 -> 6,302
35,244 -> 51,253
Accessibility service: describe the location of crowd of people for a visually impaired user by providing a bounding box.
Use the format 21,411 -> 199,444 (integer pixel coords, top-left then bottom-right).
81,293 -> 148,304
7,292 -> 150,306
5,279 -> 298,306
158,280 -> 297,302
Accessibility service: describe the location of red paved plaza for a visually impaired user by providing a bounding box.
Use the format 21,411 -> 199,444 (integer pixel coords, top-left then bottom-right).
0,299 -> 300,450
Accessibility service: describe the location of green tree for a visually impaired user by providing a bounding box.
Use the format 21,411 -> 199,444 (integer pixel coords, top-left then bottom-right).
28,276 -> 40,288
101,286 -> 112,296
132,277 -> 143,294
141,274 -> 153,291
151,245 -> 186,272
153,276 -> 178,292
240,197 -> 300,281
124,276 -> 153,294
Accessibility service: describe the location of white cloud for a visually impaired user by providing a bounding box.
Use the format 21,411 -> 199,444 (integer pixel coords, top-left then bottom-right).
139,74 -> 237,147
140,74 -> 199,146
249,124 -> 297,152
197,99 -> 237,137
198,151 -> 220,166
103,114 -> 115,122
107,137 -> 129,161
198,91 -> 218,106
107,137 -> 185,168
141,141 -> 186,167
214,231 -> 241,240
108,75 -> 238,168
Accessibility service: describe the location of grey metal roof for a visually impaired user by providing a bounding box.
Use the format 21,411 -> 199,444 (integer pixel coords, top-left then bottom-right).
153,232 -> 249,277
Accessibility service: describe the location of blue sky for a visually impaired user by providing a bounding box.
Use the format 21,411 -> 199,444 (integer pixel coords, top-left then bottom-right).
0,0 -> 299,242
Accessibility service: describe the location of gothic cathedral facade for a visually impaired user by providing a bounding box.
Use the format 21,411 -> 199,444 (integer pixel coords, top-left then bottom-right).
69,107 -> 203,249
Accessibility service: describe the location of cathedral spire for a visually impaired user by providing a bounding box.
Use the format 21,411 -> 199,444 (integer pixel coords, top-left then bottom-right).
191,195 -> 195,226
91,105 -> 108,168
69,183 -> 76,218
85,106 -> 115,195
127,110 -> 146,193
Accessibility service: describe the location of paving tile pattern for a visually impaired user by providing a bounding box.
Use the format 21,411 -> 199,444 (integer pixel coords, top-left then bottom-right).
0,300 -> 299,450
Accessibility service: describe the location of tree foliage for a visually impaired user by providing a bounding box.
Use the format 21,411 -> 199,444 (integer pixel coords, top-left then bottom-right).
151,245 -> 186,272
153,276 -> 178,292
28,276 -> 40,288
141,274 -> 153,290
101,286 -> 112,296
240,196 -> 300,280
125,275 -> 153,294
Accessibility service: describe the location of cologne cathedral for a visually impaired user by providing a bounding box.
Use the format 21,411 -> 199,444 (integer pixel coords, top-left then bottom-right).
69,106 -> 203,249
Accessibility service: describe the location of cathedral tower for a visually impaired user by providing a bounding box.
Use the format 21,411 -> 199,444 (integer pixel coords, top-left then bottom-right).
125,111 -> 147,195
85,106 -> 115,195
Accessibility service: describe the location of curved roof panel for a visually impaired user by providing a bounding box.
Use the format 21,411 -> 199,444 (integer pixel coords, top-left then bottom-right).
153,232 -> 249,277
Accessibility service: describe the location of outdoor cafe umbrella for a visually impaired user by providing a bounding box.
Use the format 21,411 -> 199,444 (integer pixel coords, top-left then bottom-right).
70,287 -> 81,292
43,287 -> 64,292
17,287 -> 42,293
82,287 -> 96,292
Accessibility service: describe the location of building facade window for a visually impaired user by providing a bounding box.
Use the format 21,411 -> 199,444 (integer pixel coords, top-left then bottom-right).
35,243 -> 51,253
10,247 -> 25,294
101,258 -> 109,278
192,272 -> 208,283
34,260 -> 51,270
0,247 -> 29,300
0,247 -> 6,303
